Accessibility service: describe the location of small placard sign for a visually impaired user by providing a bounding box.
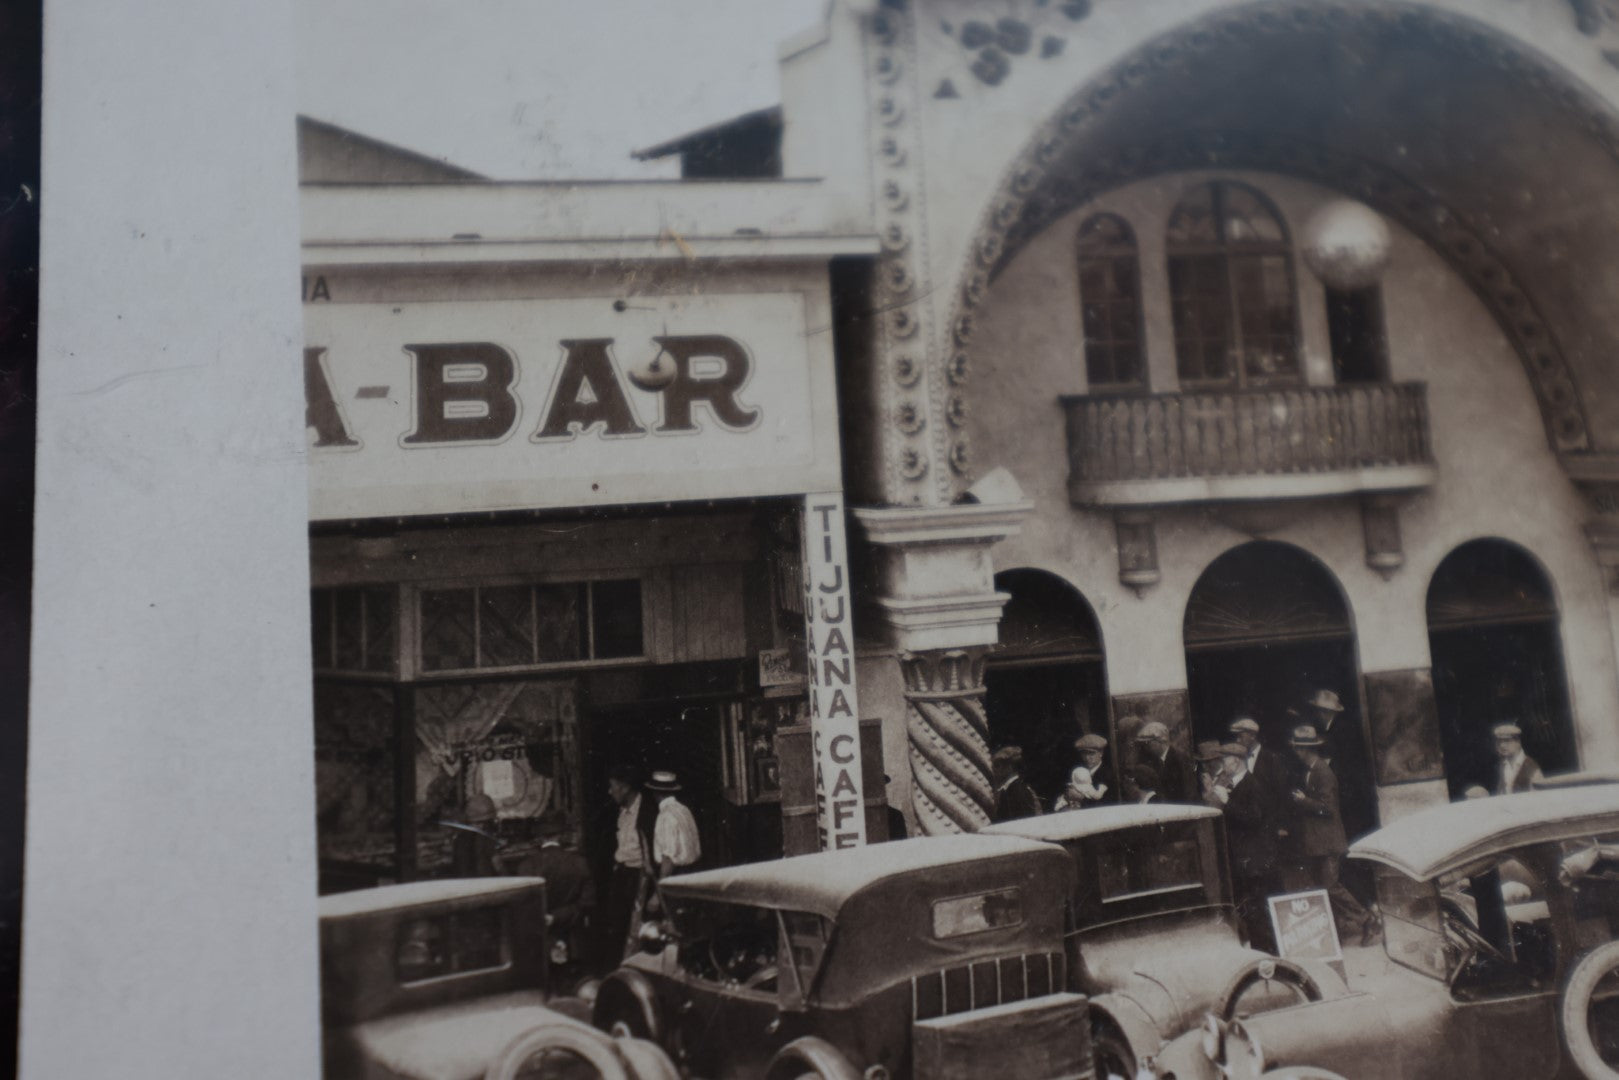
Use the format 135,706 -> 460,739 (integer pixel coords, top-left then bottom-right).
1268,888 -> 1343,963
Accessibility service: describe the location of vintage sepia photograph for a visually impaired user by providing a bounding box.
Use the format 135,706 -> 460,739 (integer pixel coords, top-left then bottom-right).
23,0 -> 1619,1076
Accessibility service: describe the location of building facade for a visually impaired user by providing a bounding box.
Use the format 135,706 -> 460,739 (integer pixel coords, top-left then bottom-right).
303,0 -> 1619,886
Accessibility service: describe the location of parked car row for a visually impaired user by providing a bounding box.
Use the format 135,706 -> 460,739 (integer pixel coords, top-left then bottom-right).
320,787 -> 1619,1080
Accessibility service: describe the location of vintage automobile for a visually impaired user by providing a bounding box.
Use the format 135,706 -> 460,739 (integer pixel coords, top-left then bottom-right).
592,833 -> 1096,1080
1152,785 -> 1619,1080
984,804 -> 1341,1078
321,878 -> 679,1080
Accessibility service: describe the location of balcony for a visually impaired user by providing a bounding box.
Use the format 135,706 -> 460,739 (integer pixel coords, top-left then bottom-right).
1061,382 -> 1436,507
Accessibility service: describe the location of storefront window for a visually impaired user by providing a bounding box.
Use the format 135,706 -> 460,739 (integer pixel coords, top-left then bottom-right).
419,579 -> 641,673
414,680 -> 582,874
312,587 -> 397,675
314,681 -> 397,889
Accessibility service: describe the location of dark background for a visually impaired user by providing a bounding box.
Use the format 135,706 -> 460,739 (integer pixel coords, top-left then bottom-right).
1,0 -> 41,1068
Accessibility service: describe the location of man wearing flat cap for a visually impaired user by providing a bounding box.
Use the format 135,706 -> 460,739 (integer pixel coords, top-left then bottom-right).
1492,722 -> 1542,795
1219,742 -> 1278,950
1228,716 -> 1291,844
1135,720 -> 1196,804
1288,724 -> 1375,943
1054,734 -> 1111,811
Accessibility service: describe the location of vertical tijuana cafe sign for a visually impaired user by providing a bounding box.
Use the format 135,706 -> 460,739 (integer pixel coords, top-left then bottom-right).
301,294 -> 835,520
802,493 -> 867,850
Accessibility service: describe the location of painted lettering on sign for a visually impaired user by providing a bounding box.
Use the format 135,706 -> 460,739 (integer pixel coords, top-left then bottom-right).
803,494 -> 866,850
302,334 -> 759,447
300,294 -> 831,519
1268,889 -> 1343,963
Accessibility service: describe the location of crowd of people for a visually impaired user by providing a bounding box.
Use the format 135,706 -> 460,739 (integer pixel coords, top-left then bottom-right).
993,688 -> 1542,950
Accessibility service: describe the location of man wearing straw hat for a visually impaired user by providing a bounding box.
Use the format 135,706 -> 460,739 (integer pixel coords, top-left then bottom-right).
646,770 -> 701,880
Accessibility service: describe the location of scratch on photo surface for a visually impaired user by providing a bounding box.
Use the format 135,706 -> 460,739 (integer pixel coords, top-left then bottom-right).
70,363 -> 210,399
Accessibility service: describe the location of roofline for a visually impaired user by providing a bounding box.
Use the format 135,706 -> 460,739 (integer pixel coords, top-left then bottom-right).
297,114 -> 486,181
633,106 -> 783,161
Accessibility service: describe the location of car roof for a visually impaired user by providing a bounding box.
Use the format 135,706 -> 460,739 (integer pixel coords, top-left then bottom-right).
318,877 -> 544,920
982,803 -> 1221,841
659,834 -> 1059,917
1349,786 -> 1619,881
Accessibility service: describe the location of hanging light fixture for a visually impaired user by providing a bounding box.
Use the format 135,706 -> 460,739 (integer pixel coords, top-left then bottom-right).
1301,199 -> 1392,290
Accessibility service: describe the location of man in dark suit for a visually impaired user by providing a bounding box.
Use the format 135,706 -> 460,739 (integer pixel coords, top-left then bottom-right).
1228,716 -> 1292,849
512,813 -> 596,991
1287,725 -> 1375,944
992,746 -> 1044,822
1218,743 -> 1279,951
1135,720 -> 1196,803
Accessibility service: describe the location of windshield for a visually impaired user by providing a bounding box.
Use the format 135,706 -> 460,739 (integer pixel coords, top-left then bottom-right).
666,898 -> 830,999
1377,869 -> 1447,981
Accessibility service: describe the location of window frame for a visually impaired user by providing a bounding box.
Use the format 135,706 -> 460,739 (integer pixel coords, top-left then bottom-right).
410,574 -> 647,679
1165,180 -> 1304,391
1076,212 -> 1148,393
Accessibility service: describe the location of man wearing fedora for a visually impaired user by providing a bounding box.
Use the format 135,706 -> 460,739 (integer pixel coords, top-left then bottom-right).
1228,716 -> 1291,846
1492,721 -> 1543,795
1195,740 -> 1230,808
1287,724 -> 1375,944
646,770 -> 701,880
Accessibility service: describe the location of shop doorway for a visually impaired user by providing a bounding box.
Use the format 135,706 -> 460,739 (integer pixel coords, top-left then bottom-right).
1427,539 -> 1576,797
580,697 -> 728,876
983,569 -> 1110,807
1183,542 -> 1378,843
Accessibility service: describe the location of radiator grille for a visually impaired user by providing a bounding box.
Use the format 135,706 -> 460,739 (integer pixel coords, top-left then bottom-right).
910,951 -> 1066,1021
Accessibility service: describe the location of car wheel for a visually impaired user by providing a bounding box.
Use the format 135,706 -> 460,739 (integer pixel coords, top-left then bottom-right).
591,975 -> 661,1044
1090,1018 -> 1136,1080
613,1037 -> 681,1080
1562,940 -> 1619,1080
1219,958 -> 1322,1021
763,1036 -> 863,1080
482,1023 -> 630,1080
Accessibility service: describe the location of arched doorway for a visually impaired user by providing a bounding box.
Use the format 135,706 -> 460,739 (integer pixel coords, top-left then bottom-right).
984,569 -> 1109,807
1183,541 -> 1377,842
1427,539 -> 1576,796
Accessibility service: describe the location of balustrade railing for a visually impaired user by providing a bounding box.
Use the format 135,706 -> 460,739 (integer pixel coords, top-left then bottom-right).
1062,381 -> 1434,492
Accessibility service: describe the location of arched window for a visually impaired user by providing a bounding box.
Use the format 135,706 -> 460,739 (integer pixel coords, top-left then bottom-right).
1077,213 -> 1145,391
1167,181 -> 1300,387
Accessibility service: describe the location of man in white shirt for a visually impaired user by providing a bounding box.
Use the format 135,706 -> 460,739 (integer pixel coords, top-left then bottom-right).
646,770 -> 701,878
1493,722 -> 1542,795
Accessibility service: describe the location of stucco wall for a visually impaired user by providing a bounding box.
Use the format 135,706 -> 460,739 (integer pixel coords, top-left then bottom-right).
965,168 -> 1619,775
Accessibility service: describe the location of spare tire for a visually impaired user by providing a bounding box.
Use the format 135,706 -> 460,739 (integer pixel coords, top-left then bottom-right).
482,1022 -> 629,1080
1562,940 -> 1619,1080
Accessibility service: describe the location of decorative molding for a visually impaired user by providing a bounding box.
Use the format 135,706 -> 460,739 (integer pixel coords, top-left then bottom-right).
1114,511 -> 1160,596
899,647 -> 995,833
854,499 -> 1035,550
942,0 -> 1610,495
865,5 -> 946,505
1361,494 -> 1406,580
933,2 -> 1092,92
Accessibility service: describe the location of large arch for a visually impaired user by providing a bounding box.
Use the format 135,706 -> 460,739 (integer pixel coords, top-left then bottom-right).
1182,540 -> 1379,839
943,0 -> 1619,495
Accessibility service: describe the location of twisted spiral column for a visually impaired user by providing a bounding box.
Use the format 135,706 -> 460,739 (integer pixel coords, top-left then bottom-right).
899,648 -> 993,834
